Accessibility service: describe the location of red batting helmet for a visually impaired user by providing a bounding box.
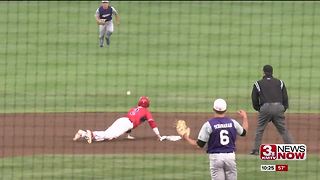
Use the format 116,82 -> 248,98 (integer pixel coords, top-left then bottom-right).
138,96 -> 150,108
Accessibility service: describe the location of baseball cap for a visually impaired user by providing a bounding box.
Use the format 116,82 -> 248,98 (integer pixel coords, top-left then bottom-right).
101,0 -> 109,3
213,98 -> 227,112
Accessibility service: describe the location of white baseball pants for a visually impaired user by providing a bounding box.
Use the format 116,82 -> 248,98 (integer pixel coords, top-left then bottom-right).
99,20 -> 114,38
209,153 -> 237,180
93,117 -> 133,141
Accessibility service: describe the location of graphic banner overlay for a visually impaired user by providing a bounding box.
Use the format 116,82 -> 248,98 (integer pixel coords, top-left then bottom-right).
261,164 -> 289,172
275,164 -> 289,172
260,165 -> 275,172
260,144 -> 307,160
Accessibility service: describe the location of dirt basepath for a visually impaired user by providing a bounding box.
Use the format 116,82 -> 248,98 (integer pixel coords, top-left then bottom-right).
0,112 -> 319,157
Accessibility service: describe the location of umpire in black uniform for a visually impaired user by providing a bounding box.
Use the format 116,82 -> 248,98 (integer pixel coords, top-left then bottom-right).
250,65 -> 293,155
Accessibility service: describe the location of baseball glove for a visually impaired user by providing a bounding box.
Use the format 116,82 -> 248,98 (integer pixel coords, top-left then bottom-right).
97,19 -> 106,25
176,120 -> 190,137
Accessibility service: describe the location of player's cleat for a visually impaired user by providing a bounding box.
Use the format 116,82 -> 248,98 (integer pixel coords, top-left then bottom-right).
106,38 -> 110,46
99,38 -> 104,47
86,130 -> 93,144
249,150 -> 259,156
126,134 -> 135,140
73,129 -> 86,141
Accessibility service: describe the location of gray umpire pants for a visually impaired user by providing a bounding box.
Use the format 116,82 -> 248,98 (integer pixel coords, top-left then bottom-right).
252,103 -> 294,151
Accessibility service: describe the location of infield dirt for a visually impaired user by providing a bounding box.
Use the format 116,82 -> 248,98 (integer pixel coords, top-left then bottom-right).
0,112 -> 319,157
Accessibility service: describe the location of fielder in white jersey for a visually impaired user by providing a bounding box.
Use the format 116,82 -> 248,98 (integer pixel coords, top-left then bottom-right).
182,99 -> 249,180
95,0 -> 120,47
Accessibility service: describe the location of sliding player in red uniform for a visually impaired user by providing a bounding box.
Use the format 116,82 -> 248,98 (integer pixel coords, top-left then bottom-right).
73,96 -> 162,143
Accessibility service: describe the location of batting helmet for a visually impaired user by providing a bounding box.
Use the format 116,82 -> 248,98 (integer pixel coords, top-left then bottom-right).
138,96 -> 150,108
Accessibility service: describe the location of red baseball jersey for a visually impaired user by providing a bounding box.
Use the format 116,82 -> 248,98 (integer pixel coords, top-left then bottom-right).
126,106 -> 157,129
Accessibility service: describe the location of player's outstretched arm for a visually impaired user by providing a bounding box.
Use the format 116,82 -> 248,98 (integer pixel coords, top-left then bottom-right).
146,118 -> 161,140
183,134 -> 197,146
115,14 -> 120,25
237,110 -> 249,132
152,127 -> 162,140
183,134 -> 205,149
176,120 -> 203,148
95,15 -> 100,23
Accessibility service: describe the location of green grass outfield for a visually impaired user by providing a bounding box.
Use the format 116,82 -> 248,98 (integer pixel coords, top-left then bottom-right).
0,154 -> 319,180
1,1 -> 320,113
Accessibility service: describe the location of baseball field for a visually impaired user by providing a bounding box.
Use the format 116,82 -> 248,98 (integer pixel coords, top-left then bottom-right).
0,1 -> 319,180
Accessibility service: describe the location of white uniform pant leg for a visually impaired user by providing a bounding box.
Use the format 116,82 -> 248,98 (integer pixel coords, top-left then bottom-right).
223,153 -> 237,180
99,24 -> 107,38
93,117 -> 133,141
209,153 -> 237,180
106,20 -> 114,33
209,154 -> 225,180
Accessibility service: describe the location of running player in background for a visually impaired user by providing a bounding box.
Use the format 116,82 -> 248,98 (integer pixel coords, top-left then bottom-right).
73,96 -> 162,143
182,98 -> 249,180
95,0 -> 120,47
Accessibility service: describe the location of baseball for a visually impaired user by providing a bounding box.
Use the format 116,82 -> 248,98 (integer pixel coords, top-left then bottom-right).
126,90 -> 131,95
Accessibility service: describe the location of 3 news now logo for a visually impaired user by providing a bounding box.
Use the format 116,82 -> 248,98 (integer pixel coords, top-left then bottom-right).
260,144 -> 307,160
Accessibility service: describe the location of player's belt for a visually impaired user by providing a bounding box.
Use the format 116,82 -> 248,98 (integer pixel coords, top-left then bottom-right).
126,117 -> 134,123
264,102 -> 281,105
210,151 -> 234,154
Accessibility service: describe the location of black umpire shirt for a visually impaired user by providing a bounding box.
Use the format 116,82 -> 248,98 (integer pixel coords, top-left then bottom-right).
251,75 -> 289,111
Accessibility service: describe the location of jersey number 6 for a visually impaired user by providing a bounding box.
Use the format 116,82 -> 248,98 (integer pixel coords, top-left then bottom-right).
220,130 -> 230,145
